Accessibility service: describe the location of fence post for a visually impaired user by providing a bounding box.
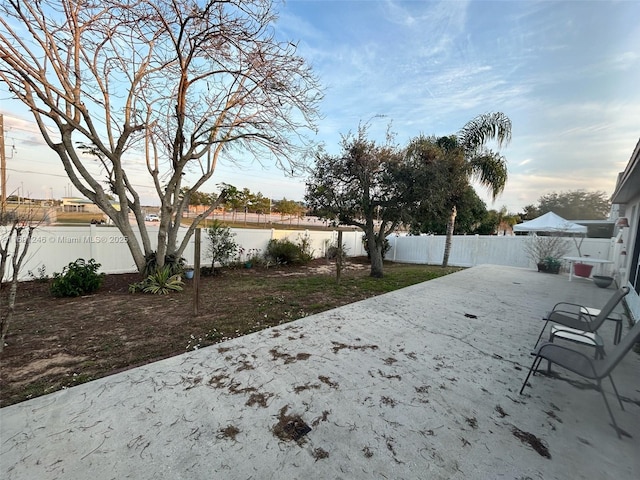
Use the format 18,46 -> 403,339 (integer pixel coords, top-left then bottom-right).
193,228 -> 201,317
89,223 -> 96,260
336,230 -> 343,283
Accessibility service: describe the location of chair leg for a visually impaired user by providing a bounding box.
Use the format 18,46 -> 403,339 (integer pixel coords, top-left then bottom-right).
608,375 -> 624,411
598,379 -> 622,439
520,355 -> 542,394
533,319 -> 550,349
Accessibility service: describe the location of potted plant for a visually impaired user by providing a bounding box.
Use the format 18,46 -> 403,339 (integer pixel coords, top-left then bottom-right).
571,234 -> 593,278
537,256 -> 562,274
573,260 -> 593,278
524,235 -> 569,273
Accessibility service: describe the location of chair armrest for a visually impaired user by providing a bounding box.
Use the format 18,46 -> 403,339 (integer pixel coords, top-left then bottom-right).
551,301 -> 585,311
550,303 -> 594,320
546,309 -> 592,326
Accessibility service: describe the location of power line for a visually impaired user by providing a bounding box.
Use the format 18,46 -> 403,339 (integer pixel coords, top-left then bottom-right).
5,167 -> 155,191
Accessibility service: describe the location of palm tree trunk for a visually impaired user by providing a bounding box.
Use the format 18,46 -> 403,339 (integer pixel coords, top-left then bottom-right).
442,205 -> 457,267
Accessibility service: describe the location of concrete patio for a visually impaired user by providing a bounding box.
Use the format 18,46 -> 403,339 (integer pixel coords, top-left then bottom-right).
1,265 -> 639,479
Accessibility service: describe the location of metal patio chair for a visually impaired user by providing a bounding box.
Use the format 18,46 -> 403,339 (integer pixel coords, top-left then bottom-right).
520,317 -> 640,439
533,286 -> 630,349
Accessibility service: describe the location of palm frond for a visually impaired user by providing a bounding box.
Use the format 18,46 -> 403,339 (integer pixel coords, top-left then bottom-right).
469,152 -> 508,200
459,112 -> 512,153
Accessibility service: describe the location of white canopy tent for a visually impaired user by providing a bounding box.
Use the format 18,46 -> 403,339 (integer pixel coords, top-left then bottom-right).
513,211 -> 587,234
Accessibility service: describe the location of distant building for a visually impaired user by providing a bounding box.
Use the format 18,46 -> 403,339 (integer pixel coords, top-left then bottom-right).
572,220 -> 615,239
61,197 -> 102,213
60,197 -> 121,214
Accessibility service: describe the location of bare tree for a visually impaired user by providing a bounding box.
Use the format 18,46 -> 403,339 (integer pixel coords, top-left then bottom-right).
1,210 -> 37,352
0,0 -> 321,272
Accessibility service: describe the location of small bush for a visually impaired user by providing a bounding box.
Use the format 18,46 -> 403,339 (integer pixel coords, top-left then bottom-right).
143,252 -> 185,277
51,259 -> 105,297
129,266 -> 184,295
265,237 -> 314,265
27,265 -> 49,283
206,221 -> 239,271
296,233 -> 315,263
325,240 -> 348,262
265,239 -> 300,265
523,236 -> 570,265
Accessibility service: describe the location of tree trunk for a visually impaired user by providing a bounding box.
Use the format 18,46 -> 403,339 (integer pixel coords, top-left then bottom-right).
442,205 -> 457,268
366,226 -> 384,278
0,276 -> 17,353
369,244 -> 384,278
0,224 -> 35,353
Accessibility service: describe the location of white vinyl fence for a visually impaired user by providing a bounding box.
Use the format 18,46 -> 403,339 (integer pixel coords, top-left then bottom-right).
1,225 -> 366,281
387,233 -> 615,272
2,224 -> 615,281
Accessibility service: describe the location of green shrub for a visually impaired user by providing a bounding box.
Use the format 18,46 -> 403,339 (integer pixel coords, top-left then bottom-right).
206,221 -> 239,271
541,256 -> 562,269
27,265 -> 49,283
143,252 -> 185,277
129,266 -> 184,295
265,239 -> 302,265
325,240 -> 348,262
51,259 -> 105,297
296,233 -> 315,263
265,235 -> 315,266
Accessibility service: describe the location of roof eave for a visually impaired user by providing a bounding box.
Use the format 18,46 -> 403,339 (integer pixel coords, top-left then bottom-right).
611,138 -> 640,204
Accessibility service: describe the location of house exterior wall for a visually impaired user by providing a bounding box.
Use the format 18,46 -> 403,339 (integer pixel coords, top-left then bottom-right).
611,138 -> 640,293
618,194 -> 640,291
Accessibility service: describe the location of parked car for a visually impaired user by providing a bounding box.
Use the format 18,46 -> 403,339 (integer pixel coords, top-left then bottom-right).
145,214 -> 160,222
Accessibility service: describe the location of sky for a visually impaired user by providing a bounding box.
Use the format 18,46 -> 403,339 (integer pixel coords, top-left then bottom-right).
2,0 -> 640,213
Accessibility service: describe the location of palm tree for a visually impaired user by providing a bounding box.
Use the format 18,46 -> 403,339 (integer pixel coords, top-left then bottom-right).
441,112 -> 512,267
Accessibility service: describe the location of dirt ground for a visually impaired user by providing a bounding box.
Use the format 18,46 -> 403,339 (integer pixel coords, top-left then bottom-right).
2,257 -> 428,407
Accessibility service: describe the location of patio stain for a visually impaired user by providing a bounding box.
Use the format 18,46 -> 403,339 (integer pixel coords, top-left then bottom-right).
494,405 -> 509,418
293,382 -> 321,393
269,348 -> 311,364
376,369 -> 402,381
245,392 -> 271,408
331,341 -> 379,354
311,410 -> 330,427
272,405 -> 312,444
545,409 -> 563,423
380,396 -> 397,407
312,447 -> 329,461
318,375 -> 339,389
217,425 -> 241,441
512,427 -> 551,459
465,417 -> 478,429
383,435 -> 403,464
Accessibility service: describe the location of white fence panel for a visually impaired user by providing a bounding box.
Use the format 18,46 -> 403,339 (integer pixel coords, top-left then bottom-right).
340,230 -> 367,257
3,223 -> 616,281
389,234 -> 615,270
7,225 -> 139,279
388,234 -> 443,264
4,225 -> 356,280
471,236 -> 530,268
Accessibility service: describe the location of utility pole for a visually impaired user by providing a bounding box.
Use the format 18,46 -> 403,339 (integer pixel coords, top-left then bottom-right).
0,114 -> 6,217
